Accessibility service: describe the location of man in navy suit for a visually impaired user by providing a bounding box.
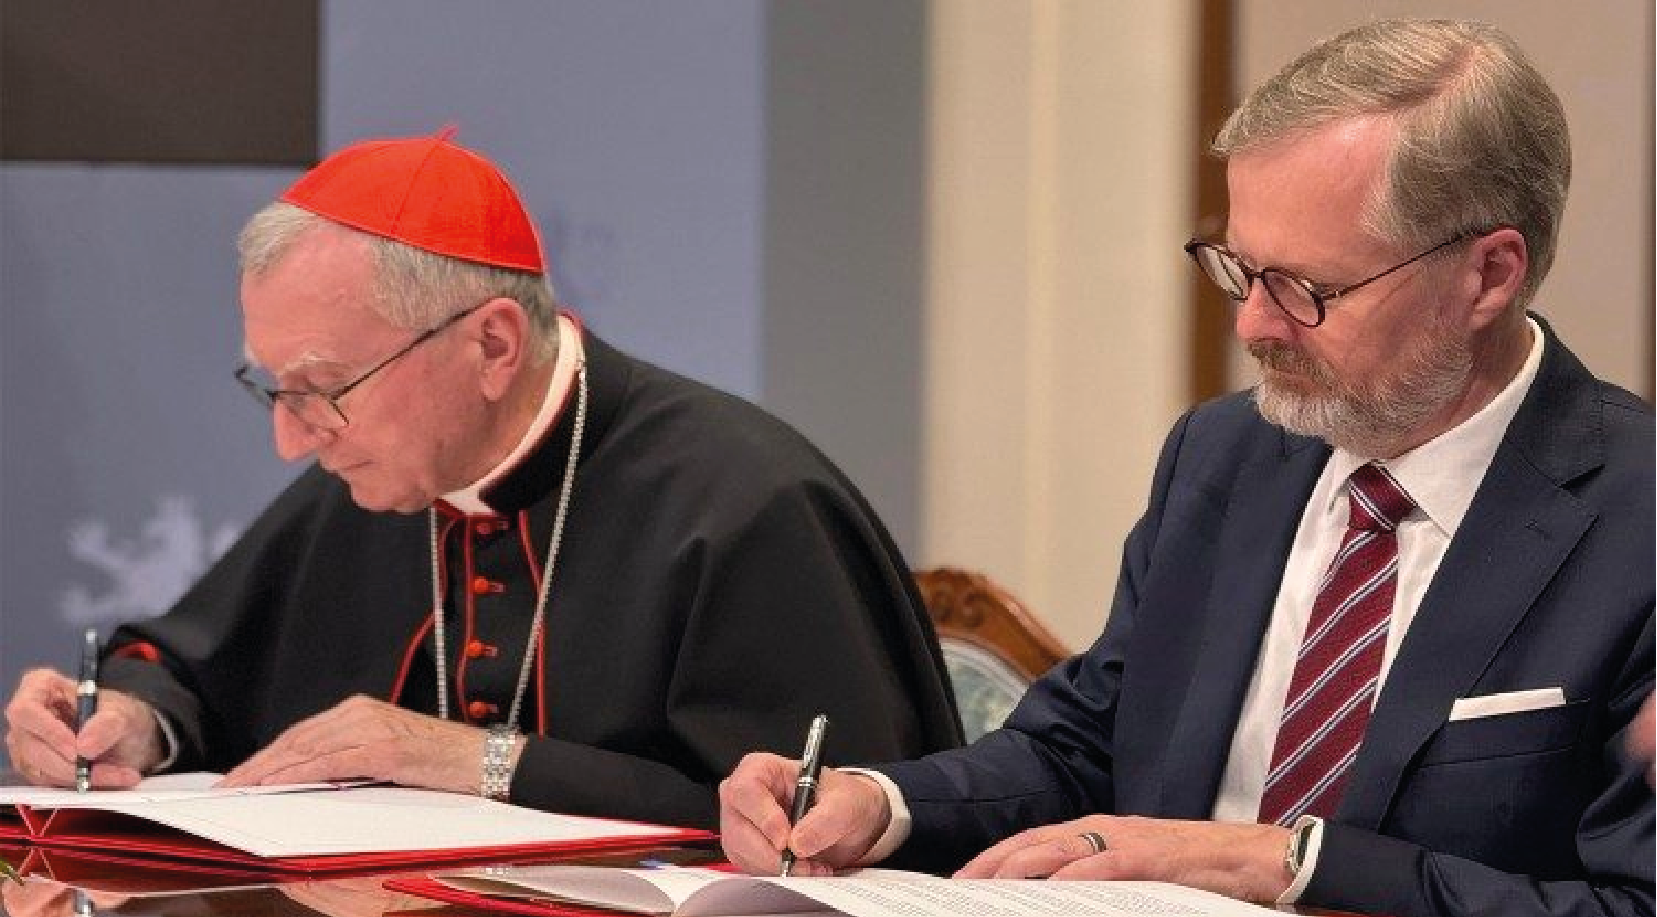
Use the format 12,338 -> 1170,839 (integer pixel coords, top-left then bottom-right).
721,18 -> 1652,916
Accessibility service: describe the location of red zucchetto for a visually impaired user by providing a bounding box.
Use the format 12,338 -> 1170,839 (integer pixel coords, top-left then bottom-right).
279,131 -> 545,274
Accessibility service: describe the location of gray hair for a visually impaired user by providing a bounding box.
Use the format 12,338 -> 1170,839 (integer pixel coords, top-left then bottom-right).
1213,19 -> 1570,310
237,202 -> 561,362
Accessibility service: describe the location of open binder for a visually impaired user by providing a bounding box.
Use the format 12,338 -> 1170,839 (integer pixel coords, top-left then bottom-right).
0,774 -> 711,874
386,866 -> 1287,917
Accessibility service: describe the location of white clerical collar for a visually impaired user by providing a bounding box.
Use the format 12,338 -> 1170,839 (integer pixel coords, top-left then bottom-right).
1324,315 -> 1545,538
441,313 -> 584,515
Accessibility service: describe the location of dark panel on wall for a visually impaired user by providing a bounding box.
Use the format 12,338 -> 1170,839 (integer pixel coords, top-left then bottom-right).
1188,0 -> 1237,405
763,0 -> 926,553
1,0 -> 318,163
1644,12 -> 1654,400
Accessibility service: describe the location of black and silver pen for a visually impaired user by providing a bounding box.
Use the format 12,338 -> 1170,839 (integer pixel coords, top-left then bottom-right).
74,628 -> 99,793
778,714 -> 829,877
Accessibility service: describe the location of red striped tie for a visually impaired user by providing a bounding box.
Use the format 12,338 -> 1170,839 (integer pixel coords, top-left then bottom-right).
1258,463 -> 1415,826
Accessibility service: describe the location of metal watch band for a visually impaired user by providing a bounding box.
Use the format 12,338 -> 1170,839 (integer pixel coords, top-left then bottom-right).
481,725 -> 520,801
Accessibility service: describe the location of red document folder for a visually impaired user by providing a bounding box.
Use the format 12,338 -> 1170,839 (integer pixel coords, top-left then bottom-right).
0,783 -> 711,875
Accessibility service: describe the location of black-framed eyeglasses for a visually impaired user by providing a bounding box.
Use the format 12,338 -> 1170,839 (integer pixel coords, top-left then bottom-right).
1184,232 -> 1475,328
234,302 -> 484,430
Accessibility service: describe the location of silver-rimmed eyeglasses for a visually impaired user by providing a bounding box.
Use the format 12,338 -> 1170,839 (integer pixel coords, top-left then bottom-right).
234,302 -> 484,430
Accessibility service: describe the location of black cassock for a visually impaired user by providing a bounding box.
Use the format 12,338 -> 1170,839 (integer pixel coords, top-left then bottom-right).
103,329 -> 962,828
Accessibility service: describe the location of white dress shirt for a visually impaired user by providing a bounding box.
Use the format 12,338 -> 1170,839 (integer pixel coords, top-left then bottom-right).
1217,318 -> 1544,900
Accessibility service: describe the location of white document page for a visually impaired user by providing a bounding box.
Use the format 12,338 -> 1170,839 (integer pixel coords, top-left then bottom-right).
768,876 -> 1282,917
437,866 -> 1283,917
3,780 -> 673,858
101,787 -> 672,857
441,866 -> 784,915
0,772 -> 351,807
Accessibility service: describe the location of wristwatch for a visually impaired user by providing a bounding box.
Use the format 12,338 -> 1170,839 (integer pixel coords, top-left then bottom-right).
481,725 -> 521,801
1284,814 -> 1321,880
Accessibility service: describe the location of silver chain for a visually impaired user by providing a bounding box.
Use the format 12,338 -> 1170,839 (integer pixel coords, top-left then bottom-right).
427,363 -> 589,728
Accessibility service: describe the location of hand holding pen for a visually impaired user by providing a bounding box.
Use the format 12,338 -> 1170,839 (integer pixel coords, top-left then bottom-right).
2,633 -> 162,789
779,714 -> 829,877
719,741 -> 894,876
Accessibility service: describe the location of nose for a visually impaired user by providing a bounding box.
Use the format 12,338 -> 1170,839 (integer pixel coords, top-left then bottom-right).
271,404 -> 330,462
1232,282 -> 1294,346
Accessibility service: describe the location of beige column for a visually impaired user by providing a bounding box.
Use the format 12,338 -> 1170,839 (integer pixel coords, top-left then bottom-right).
920,0 -> 1197,649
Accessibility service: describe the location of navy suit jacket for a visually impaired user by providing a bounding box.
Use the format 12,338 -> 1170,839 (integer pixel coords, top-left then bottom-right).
882,321 -> 1653,916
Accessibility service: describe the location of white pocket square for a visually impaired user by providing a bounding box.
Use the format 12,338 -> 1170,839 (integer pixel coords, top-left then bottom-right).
1449,687 -> 1567,722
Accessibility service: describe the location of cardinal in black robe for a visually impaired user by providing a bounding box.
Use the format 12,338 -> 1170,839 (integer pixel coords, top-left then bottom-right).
102,323 -> 962,829
4,132 -> 962,830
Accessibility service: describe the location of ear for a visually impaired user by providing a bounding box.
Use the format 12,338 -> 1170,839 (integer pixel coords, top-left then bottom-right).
470,298 -> 532,402
1461,227 -> 1528,331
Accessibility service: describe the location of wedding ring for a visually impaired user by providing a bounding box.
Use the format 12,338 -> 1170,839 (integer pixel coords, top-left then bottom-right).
1079,831 -> 1107,855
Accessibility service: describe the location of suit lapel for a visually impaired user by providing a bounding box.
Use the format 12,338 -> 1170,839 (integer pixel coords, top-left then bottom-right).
1157,432 -> 1329,817
1337,318 -> 1604,829
1336,454 -> 1595,827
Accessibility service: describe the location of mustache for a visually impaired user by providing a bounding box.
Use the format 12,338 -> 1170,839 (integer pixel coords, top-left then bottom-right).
1247,341 -> 1324,378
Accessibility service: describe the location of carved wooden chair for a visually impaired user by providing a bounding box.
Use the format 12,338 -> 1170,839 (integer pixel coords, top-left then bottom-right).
914,567 -> 1070,741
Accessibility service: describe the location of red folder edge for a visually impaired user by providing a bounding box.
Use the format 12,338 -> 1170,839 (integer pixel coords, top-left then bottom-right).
2,801 -> 712,875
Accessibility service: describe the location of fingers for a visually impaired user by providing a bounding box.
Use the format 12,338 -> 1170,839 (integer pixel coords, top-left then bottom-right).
719,753 -> 801,873
788,770 -> 890,864
994,837 -> 1095,880
2,880 -> 75,917
6,727 -> 73,787
234,744 -> 375,787
87,758 -> 146,790
1050,848 -> 1133,880
957,828 -> 1051,878
6,669 -> 78,745
967,817 -> 1291,902
222,696 -> 476,793
5,669 -> 80,785
74,689 -> 162,783
222,701 -> 367,787
957,822 -> 1107,879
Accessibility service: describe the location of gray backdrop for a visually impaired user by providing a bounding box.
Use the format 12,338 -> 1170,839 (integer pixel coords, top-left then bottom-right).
0,2 -> 923,693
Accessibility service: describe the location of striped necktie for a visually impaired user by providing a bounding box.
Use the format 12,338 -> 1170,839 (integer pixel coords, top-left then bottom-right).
1258,462 -> 1415,826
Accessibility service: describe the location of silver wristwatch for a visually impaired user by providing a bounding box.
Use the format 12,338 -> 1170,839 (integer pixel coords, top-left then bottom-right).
1285,814 -> 1320,880
481,725 -> 521,801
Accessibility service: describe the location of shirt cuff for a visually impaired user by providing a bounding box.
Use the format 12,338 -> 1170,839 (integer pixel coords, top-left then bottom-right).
1275,816 -> 1325,905
150,709 -> 181,773
840,768 -> 912,864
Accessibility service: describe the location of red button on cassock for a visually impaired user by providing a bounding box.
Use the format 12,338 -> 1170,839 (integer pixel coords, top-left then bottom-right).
467,700 -> 497,721
471,576 -> 503,595
465,639 -> 496,659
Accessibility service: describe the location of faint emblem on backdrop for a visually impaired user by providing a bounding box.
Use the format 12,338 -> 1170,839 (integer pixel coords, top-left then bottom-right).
58,496 -> 240,626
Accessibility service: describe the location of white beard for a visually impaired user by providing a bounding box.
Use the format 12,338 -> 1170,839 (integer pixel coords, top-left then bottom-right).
1250,318 -> 1472,458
